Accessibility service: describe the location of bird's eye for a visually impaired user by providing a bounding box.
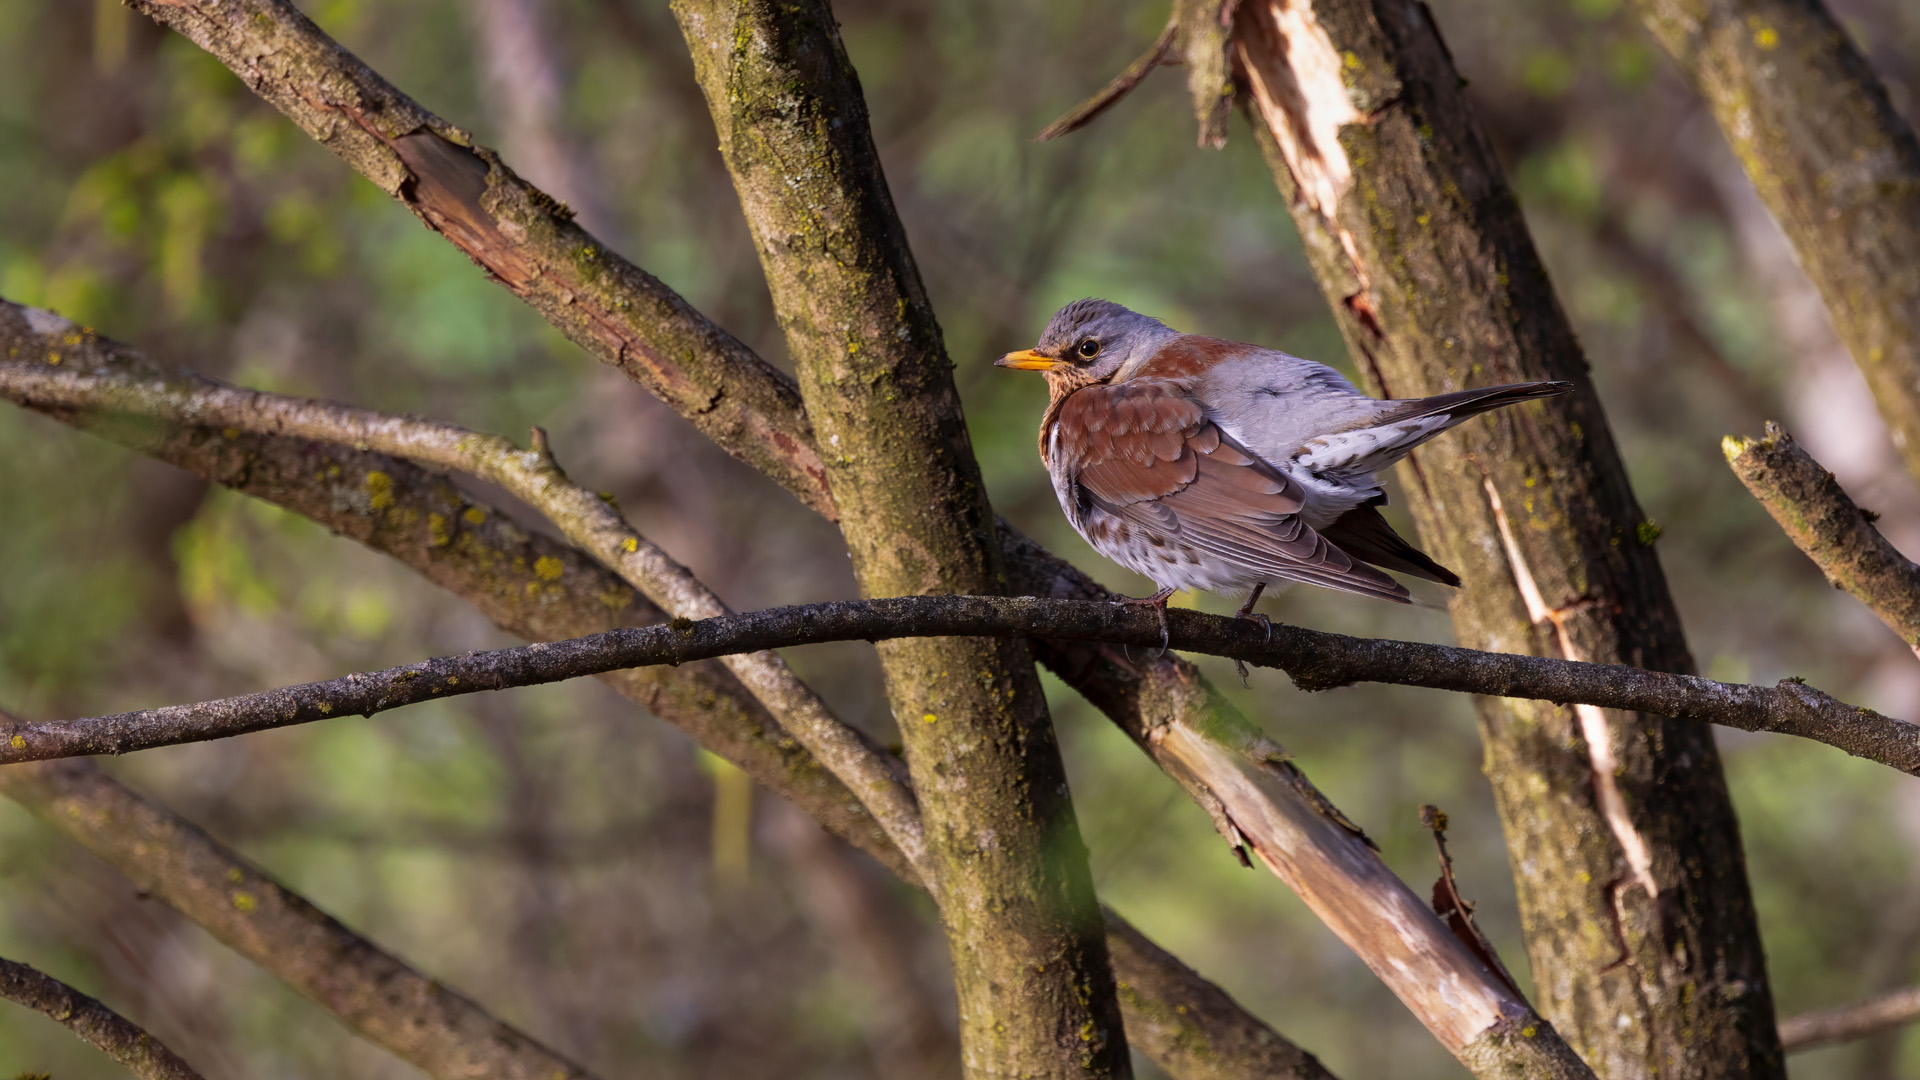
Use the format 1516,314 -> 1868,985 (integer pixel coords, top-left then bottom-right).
1077,338 -> 1101,359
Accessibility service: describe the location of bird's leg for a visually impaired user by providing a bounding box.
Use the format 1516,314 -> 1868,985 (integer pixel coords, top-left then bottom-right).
1114,586 -> 1176,657
1232,583 -> 1271,687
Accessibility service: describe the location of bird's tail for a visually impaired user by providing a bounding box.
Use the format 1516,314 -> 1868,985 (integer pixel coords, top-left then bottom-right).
1380,380 -> 1574,427
1320,504 -> 1460,587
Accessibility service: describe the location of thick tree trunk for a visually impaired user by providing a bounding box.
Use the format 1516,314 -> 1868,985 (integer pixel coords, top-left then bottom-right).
1222,1 -> 1782,1076
1632,0 -> 1920,484
684,8 -> 1131,1076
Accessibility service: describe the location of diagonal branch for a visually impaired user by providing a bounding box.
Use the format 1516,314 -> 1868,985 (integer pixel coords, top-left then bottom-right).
122,0 -> 834,514
0,752 -> 595,1080
1777,985 -> 1920,1052
1725,422 -> 1920,656
0,306 -> 1329,1080
0,322 -> 929,883
1631,0 -> 1920,487
6,595 -> 1913,775
0,951 -> 207,1080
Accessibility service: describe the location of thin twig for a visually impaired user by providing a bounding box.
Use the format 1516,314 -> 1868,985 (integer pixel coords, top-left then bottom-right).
0,953 -> 207,1080
1778,985 -> 1920,1051
4,595 -> 1913,774
1726,422 -> 1920,656
1034,18 -> 1178,142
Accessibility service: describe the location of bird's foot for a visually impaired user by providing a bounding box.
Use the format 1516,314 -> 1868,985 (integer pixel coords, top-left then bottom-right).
1115,586 -> 1176,658
1233,584 -> 1270,686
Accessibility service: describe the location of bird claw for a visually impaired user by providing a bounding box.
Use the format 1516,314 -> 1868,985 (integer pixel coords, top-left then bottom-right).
1235,658 -> 1251,688
1116,588 -> 1174,658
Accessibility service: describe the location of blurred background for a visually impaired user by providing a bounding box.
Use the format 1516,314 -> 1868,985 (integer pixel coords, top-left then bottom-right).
2,0 -> 1919,1076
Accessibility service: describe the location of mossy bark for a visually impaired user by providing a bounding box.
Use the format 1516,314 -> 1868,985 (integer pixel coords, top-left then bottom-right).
0,302 -> 1325,1080
1227,1 -> 1781,1076
670,4 -> 1126,1076
1634,0 -> 1920,483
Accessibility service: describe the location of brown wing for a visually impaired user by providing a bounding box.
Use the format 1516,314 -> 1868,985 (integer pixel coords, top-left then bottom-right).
1051,380 -> 1410,603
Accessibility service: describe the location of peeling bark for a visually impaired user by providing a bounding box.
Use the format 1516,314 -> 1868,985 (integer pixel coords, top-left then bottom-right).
1633,0 -> 1920,484
1223,1 -> 1782,1076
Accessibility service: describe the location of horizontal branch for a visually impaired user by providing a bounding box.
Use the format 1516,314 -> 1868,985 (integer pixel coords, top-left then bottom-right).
0,952 -> 207,1080
6,595 -> 1912,774
1778,985 -> 1920,1051
1726,422 -> 1920,654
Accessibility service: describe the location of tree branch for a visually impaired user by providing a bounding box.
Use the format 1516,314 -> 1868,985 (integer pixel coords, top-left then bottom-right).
1777,985 -> 1920,1052
121,0 -> 833,515
7,594 -> 1912,775
0,753 -> 597,1080
1725,422 -> 1920,655
0,952 -> 207,1080
0,305 -> 1328,1080
0,314 -> 931,883
1631,0 -> 1920,487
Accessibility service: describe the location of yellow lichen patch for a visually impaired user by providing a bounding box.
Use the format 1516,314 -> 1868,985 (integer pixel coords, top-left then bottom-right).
45,352 -> 60,365
427,512 -> 452,548
316,702 -> 332,715
231,890 -> 257,912
621,537 -> 639,553
1753,26 -> 1779,49
8,734 -> 22,750
222,427 -> 240,440
364,471 -> 395,511
533,555 -> 564,581
228,867 -> 244,883
462,506 -> 486,525
922,712 -> 937,724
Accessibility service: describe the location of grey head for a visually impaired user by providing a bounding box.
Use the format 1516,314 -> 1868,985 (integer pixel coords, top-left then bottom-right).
996,298 -> 1180,385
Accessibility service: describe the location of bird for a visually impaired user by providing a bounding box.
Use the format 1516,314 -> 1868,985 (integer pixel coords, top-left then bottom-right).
996,298 -> 1572,646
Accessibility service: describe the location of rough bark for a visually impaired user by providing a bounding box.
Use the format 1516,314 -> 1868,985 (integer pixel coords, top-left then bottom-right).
0,302 -> 1317,1080
1217,1 -> 1781,1075
0,950 -> 207,1080
0,756 -> 594,1080
1632,0 -> 1920,483
1726,422 -> 1920,654
669,4 -> 1125,1075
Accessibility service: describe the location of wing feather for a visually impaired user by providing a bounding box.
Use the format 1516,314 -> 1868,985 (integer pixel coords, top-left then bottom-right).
1051,379 -> 1411,603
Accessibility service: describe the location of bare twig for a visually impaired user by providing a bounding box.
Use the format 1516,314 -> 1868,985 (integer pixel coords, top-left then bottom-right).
1778,985 -> 1920,1052
8,595 -> 1910,776
0,953 -> 207,1080
1725,422 -> 1920,655
1420,806 -> 1522,1000
1034,18 -> 1178,142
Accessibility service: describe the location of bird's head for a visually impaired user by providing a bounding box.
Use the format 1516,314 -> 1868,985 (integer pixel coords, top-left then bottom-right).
995,299 -> 1176,390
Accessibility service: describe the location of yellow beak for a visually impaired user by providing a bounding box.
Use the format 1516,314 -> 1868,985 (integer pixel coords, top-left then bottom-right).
995,349 -> 1063,372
